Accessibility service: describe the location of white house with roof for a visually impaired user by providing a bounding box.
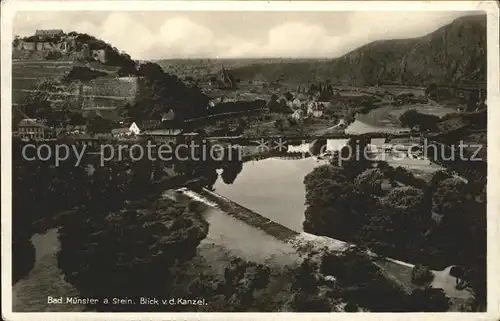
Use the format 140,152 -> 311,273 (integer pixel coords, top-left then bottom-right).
288,97 -> 305,110
129,122 -> 141,135
18,119 -> 49,140
291,109 -> 304,120
111,127 -> 132,138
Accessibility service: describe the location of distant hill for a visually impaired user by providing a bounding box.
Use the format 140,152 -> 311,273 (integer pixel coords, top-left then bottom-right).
154,58 -> 329,81
228,15 -> 486,86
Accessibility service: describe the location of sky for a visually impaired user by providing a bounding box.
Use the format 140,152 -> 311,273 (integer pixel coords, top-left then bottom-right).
13,11 -> 480,60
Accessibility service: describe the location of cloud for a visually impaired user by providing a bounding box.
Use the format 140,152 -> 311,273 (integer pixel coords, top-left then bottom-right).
13,11 -> 473,60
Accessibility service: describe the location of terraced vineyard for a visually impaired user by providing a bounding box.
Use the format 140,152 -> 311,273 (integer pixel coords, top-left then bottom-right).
12,60 -> 135,109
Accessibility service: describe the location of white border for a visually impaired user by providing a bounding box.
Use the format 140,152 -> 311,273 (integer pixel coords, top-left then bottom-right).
1,1 -> 499,320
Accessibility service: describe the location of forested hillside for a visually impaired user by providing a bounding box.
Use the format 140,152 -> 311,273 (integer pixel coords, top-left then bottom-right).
229,15 -> 486,86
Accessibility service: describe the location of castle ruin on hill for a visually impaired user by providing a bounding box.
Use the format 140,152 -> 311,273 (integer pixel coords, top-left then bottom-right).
13,29 -> 106,63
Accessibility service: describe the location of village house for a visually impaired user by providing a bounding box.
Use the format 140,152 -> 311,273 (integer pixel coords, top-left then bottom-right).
91,49 -> 106,63
383,92 -> 395,101
161,110 -> 176,123
129,122 -> 141,135
307,101 -> 324,118
111,127 -> 132,138
134,120 -> 161,131
291,109 -> 304,121
67,125 -> 88,135
18,119 -> 49,140
141,127 -> 184,144
287,97 -> 305,110
111,122 -> 142,138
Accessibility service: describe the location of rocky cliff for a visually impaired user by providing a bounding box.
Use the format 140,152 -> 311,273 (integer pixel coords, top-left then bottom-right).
230,14 -> 486,86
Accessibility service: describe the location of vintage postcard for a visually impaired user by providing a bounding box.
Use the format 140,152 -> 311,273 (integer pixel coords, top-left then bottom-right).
1,1 -> 499,320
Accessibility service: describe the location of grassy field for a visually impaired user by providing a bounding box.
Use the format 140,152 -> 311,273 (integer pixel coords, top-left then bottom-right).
357,103 -> 457,127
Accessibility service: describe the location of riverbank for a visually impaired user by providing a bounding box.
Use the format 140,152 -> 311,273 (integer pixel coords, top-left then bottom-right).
12,229 -> 85,312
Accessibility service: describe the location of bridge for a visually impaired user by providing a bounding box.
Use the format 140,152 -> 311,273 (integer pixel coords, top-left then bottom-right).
18,131 -> 420,146
205,133 -> 420,144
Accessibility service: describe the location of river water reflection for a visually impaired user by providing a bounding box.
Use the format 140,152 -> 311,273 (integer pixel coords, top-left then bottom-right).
213,127 -> 441,233
214,156 -> 331,232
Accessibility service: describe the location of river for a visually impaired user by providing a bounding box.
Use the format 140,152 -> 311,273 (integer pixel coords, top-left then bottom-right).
345,119 -> 408,134
213,157 -> 327,232
212,120 -> 443,234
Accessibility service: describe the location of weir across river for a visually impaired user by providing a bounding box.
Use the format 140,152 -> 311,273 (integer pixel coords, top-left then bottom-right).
197,188 -> 299,242
176,187 -> 418,273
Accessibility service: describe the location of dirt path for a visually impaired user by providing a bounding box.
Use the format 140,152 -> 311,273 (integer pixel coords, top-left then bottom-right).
314,119 -> 345,136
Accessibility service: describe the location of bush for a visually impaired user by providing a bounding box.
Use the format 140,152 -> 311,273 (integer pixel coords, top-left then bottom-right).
355,168 -> 386,196
45,51 -> 63,60
290,292 -> 332,312
65,66 -> 107,81
411,264 -> 434,286
408,287 -> 450,312
58,200 -> 209,311
12,237 -> 36,284
344,302 -> 359,312
449,266 -> 465,278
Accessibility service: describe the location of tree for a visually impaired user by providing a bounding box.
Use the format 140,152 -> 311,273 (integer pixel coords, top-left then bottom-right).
408,287 -> 450,312
266,94 -> 282,113
357,186 -> 429,261
12,237 -> 35,284
411,264 -> 435,286
388,166 -> 427,189
58,199 -> 209,311
399,109 -> 420,129
220,161 -> 243,185
134,63 -> 209,120
304,165 -> 347,188
291,259 -> 317,293
87,116 -> 114,134
69,112 -> 86,126
335,136 -> 372,179
425,83 -> 438,100
137,62 -> 165,80
354,168 -> 386,196
290,291 -> 332,312
432,178 -> 468,216
65,66 -> 107,81
274,119 -> 284,132
399,109 -> 439,132
467,89 -> 479,111
385,186 -> 428,228
309,138 -> 326,156
422,170 -> 452,211
322,246 -> 409,312
343,110 -> 356,125
303,165 -> 373,239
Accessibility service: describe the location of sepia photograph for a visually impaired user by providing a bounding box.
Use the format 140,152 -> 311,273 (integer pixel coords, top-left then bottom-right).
2,0 -> 499,318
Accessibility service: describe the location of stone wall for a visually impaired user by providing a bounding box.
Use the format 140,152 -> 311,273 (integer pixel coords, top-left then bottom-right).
87,77 -> 141,101
13,38 -> 82,61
